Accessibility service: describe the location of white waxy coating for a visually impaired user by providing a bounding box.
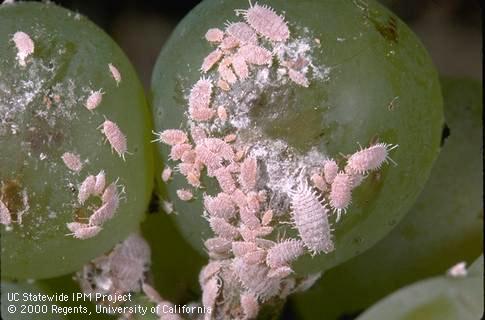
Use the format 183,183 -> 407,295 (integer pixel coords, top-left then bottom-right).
12,31 -> 34,66
0,200 -> 11,225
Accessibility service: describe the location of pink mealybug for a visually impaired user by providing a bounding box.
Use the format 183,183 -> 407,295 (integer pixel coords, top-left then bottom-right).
209,217 -> 239,239
195,145 -> 222,174
217,105 -> 228,124
261,209 -> 273,226
78,175 -> 96,204
88,195 -> 119,226
66,223 -> 102,240
218,57 -> 237,84
310,173 -> 327,191
108,63 -> 122,86
289,180 -> 334,254
85,90 -> 103,110
12,31 -> 34,66
101,182 -> 119,204
202,276 -> 220,311
199,261 -> 222,287
232,257 -> 281,301
204,237 -> 232,255
219,35 -> 240,50
237,3 -> 290,42
267,266 -> 293,278
189,78 -> 213,111
266,239 -> 304,268
181,149 -> 197,163
231,53 -> 250,80
226,21 -> 258,45
237,44 -> 272,65
243,249 -> 267,265
323,159 -> 338,184
201,48 -> 223,73
239,206 -> 261,229
240,292 -> 260,320
224,133 -> 237,143
232,241 -> 258,257
288,69 -> 309,87
203,193 -> 236,220
190,125 -> 207,144
93,170 -> 106,195
205,28 -> 224,43
329,171 -> 353,221
230,188 -> 248,209
0,200 -> 11,226
217,79 -> 231,91
176,189 -> 193,201
346,143 -> 398,174
154,129 -> 188,146
100,119 -> 128,160
239,157 -> 258,192
161,166 -> 172,182
169,143 -> 192,161
214,167 -> 236,194
189,106 -> 216,122
246,191 -> 261,213
61,152 -> 83,172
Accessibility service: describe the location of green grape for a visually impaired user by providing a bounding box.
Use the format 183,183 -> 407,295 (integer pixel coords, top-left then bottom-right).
356,255 -> 483,320
151,0 -> 443,275
291,77 -> 482,319
0,2 -> 154,280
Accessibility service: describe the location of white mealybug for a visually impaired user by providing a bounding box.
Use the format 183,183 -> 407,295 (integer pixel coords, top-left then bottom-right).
176,189 -> 193,201
329,172 -> 353,221
94,170 -> 106,195
347,143 -> 398,174
85,90 -> 103,110
0,200 -> 11,226
290,180 -> 334,254
61,152 -> 83,172
237,3 -> 289,42
161,166 -> 172,182
237,44 -> 272,65
154,129 -> 188,146
323,159 -> 338,184
108,63 -> 122,86
209,217 -> 239,239
12,31 -> 34,66
100,119 -> 128,160
240,292 -> 260,320
201,48 -> 223,73
78,175 -> 96,204
205,28 -> 224,43
226,21 -> 258,45
266,239 -> 304,268
239,157 -> 258,192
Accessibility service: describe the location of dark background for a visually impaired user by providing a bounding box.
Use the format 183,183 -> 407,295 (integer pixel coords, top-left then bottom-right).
47,0 -> 481,89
